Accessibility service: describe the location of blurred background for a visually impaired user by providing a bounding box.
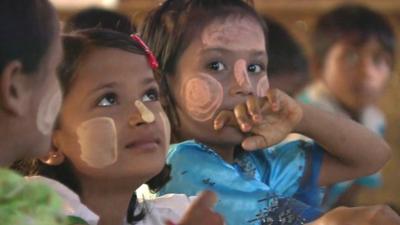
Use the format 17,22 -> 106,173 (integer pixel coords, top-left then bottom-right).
51,0 -> 400,208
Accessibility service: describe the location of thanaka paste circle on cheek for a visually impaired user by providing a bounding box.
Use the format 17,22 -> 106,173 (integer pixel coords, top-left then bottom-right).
37,88 -> 62,135
76,117 -> 118,168
181,74 -> 223,121
159,111 -> 171,152
134,100 -> 155,123
256,76 -> 269,97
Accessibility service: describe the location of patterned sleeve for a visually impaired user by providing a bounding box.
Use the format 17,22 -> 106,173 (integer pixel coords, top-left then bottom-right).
293,141 -> 324,207
159,141 -> 219,197
263,140 -> 324,207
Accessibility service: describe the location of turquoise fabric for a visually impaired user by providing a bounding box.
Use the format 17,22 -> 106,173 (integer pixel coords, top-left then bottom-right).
159,140 -> 324,225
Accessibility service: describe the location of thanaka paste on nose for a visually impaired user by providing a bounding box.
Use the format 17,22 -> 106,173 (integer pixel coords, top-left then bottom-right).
234,59 -> 252,88
135,100 -> 155,123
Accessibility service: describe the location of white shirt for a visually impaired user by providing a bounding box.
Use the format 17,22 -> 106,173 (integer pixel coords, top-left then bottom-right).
26,176 -> 195,225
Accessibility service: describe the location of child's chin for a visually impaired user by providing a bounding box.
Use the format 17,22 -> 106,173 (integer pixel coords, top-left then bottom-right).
214,126 -> 245,144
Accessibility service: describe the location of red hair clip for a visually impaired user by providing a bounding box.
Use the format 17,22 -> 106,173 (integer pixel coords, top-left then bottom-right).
130,34 -> 159,70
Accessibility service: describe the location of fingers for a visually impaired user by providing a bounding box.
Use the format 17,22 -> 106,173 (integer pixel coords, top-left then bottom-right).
369,205 -> 400,225
193,190 -> 218,208
234,104 -> 252,132
264,89 -> 281,113
246,95 -> 262,122
179,191 -> 224,225
214,89 -> 286,134
214,110 -> 237,131
241,135 -> 268,151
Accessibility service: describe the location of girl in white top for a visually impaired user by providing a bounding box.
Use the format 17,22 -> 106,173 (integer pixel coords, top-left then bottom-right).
21,29 -> 222,225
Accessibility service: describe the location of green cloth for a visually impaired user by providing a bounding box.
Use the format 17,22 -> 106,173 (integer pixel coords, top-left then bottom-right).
0,168 -> 67,225
66,215 -> 90,225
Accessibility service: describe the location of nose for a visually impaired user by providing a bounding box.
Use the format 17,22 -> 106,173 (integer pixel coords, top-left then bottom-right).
360,56 -> 375,78
230,59 -> 254,96
129,100 -> 155,127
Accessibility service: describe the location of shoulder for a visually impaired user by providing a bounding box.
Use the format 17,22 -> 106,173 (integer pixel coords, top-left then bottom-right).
145,194 -> 195,214
361,106 -> 386,135
0,170 -> 66,225
167,140 -> 221,163
297,82 -> 345,115
26,176 -> 99,225
26,176 -> 79,203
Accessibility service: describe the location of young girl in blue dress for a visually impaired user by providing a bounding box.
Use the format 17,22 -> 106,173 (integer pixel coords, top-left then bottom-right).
141,0 -> 391,224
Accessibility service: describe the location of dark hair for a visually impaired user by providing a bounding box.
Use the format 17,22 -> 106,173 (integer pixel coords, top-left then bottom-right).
64,7 -> 136,34
13,30 -> 171,224
265,17 -> 308,78
0,0 -> 58,73
312,4 -> 396,69
141,0 -> 267,141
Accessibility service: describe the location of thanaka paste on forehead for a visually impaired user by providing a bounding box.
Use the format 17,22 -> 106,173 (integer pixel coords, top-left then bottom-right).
181,73 -> 223,121
256,76 -> 269,97
201,17 -> 265,50
37,87 -> 62,135
234,59 -> 253,88
134,100 -> 155,123
77,117 -> 118,168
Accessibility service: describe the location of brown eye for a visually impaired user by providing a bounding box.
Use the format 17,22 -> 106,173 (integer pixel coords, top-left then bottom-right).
248,64 -> 263,73
208,61 -> 225,71
372,52 -> 388,66
142,88 -> 159,102
345,51 -> 359,65
97,93 -> 118,107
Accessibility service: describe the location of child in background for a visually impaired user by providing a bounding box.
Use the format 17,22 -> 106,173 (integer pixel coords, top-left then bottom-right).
0,0 -> 66,224
298,4 -> 395,209
22,29 -> 223,225
265,17 -> 309,96
141,0 -> 391,224
64,7 -> 136,34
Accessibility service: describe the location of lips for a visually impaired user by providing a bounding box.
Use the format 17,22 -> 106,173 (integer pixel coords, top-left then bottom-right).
125,137 -> 161,151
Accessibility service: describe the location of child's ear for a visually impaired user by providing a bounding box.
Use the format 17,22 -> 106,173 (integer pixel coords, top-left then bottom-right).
0,60 -> 31,115
40,131 -> 65,166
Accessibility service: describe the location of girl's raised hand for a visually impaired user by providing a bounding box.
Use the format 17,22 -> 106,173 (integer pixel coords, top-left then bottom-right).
214,89 -> 303,151
170,191 -> 224,225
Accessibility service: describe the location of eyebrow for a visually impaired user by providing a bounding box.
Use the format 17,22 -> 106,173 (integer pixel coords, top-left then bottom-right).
200,47 -> 267,57
89,81 -> 119,95
141,77 -> 157,86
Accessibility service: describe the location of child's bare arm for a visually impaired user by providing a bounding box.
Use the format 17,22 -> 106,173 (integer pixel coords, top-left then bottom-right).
214,88 -> 391,186
294,103 -> 391,186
